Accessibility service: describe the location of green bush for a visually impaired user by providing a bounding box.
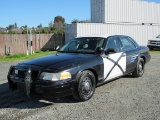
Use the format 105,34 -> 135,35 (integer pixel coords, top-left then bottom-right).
35,51 -> 43,53
6,54 -> 26,58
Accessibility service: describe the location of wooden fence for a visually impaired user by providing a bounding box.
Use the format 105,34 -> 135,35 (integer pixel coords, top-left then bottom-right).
0,34 -> 64,55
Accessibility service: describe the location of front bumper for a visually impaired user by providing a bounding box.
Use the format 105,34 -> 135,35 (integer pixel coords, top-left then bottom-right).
33,80 -> 75,97
7,66 -> 75,98
147,45 -> 160,49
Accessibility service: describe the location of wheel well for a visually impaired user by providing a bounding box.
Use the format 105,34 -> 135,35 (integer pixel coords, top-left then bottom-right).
85,69 -> 98,85
140,56 -> 146,64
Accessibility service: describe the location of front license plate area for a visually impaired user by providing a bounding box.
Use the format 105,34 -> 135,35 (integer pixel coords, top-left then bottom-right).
24,69 -> 32,97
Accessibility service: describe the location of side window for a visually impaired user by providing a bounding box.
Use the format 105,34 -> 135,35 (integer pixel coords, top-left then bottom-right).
120,37 -> 136,51
106,37 -> 122,53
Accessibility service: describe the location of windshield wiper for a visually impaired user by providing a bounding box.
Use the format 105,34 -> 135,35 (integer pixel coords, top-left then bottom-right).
57,50 -> 94,54
57,50 -> 66,53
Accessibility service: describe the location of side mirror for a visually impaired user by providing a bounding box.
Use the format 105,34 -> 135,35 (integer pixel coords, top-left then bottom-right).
105,48 -> 116,55
55,45 -> 60,51
95,47 -> 104,54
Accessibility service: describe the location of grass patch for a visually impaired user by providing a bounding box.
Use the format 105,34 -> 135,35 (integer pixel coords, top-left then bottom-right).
0,51 -> 55,62
6,54 -> 26,58
149,50 -> 160,54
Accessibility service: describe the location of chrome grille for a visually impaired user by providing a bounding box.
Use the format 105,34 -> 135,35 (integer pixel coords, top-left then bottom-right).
150,41 -> 157,44
18,70 -> 26,78
16,69 -> 39,81
31,70 -> 39,80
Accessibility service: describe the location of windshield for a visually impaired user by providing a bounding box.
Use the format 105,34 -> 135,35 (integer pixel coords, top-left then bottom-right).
59,37 -> 105,53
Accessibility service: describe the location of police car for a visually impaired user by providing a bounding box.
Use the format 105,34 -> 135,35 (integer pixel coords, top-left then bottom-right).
8,35 -> 151,101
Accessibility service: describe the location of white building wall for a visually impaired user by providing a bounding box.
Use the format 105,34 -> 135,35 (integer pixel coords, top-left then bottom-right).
91,0 -> 160,24
65,0 -> 160,45
65,24 -> 77,43
91,0 -> 105,23
65,23 -> 160,46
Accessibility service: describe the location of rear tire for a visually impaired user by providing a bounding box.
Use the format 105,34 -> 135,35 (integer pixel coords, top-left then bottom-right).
73,70 -> 96,101
132,58 -> 145,77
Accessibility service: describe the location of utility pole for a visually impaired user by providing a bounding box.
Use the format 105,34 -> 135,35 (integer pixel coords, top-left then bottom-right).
26,27 -> 29,56
30,29 -> 33,55
39,31 -> 40,50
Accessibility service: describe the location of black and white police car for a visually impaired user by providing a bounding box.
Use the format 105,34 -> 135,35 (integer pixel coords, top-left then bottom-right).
8,35 -> 151,101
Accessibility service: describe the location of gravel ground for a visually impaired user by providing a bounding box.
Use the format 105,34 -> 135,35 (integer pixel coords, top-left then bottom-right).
0,54 -> 160,120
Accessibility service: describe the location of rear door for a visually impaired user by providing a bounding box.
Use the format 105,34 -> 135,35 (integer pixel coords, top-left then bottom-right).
119,36 -> 138,74
102,36 -> 126,81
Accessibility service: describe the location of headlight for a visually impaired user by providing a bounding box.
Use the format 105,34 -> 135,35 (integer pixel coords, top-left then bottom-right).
157,42 -> 160,45
39,71 -> 71,81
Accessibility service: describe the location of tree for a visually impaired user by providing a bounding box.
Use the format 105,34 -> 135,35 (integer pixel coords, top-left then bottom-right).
54,16 -> 65,33
24,25 -> 28,29
54,16 -> 65,23
79,19 -> 91,23
48,21 -> 53,28
37,24 -> 42,28
8,30 -> 16,34
71,19 -> 91,23
8,24 -> 14,30
22,29 -> 27,34
14,23 -> 17,28
42,27 -> 50,34
72,19 -> 79,23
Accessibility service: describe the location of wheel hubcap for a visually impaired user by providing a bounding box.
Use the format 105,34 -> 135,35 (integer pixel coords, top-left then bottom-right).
139,62 -> 143,74
84,81 -> 90,92
82,77 -> 92,94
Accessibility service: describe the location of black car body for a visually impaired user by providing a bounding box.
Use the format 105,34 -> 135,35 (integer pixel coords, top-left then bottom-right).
8,35 -> 151,101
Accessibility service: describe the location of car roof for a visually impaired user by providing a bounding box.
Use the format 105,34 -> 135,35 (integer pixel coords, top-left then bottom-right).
76,34 -> 128,39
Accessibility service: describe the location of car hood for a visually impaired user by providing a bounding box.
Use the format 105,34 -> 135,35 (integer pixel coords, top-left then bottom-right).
149,38 -> 160,41
21,53 -> 96,69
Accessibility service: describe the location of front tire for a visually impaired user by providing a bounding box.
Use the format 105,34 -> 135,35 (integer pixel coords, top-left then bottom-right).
132,58 -> 145,77
73,70 -> 96,101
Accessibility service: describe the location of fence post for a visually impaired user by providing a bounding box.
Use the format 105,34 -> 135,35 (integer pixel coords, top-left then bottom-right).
39,32 -> 40,50
9,47 -> 10,54
5,45 -> 6,55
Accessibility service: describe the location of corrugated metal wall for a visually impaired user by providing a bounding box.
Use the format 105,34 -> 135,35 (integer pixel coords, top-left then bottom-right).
91,0 -> 105,23
91,0 -> 160,24
65,0 -> 160,45
65,23 -> 160,46
65,24 -> 78,43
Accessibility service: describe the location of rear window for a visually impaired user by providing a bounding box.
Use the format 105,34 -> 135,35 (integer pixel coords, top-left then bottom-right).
120,37 -> 136,51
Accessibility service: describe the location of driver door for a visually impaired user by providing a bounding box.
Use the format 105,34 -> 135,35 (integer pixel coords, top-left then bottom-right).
102,36 -> 126,81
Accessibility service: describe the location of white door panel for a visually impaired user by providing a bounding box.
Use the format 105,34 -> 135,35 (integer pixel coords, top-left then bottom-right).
106,66 -> 123,80
102,52 -> 126,81
102,59 -> 114,78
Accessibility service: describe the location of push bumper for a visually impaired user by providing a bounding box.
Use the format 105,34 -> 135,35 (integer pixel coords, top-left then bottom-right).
8,77 -> 75,98
7,66 -> 75,98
